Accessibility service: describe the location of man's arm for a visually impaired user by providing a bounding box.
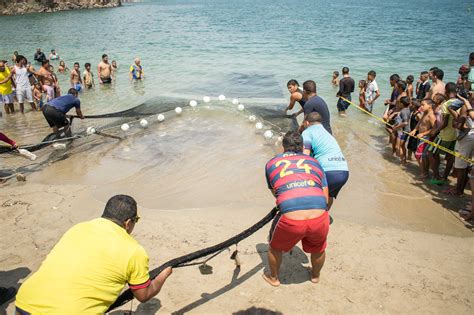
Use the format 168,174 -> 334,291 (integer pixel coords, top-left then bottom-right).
0,70 -> 13,84
285,94 -> 298,112
370,89 -> 380,104
70,71 -> 74,87
75,108 -> 84,119
97,64 -> 102,84
132,267 -> 172,303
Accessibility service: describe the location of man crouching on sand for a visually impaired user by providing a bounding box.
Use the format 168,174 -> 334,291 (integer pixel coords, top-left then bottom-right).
263,131 -> 330,286
15,195 -> 172,314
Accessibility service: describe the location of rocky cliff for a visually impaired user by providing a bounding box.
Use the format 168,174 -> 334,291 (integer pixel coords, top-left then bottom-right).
0,0 -> 121,15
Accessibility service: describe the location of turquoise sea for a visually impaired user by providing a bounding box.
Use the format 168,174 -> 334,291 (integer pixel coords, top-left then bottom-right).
0,0 -> 472,118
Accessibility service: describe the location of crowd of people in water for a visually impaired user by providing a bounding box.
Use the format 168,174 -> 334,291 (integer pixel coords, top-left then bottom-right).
0,48 -> 473,312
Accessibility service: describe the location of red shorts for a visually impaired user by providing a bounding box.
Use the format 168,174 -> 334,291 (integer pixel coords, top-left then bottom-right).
269,211 -> 329,253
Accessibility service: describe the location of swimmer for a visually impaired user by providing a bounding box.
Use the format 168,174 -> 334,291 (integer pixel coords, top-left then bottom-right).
111,60 -> 118,76
302,112 -> 349,209
406,75 -> 414,98
331,71 -> 339,86
98,54 -> 112,84
83,63 -> 95,89
70,62 -> 83,91
33,83 -> 44,109
425,68 -> 445,100
58,60 -> 69,73
264,131 -> 329,287
284,79 -> 305,117
49,49 -> 60,61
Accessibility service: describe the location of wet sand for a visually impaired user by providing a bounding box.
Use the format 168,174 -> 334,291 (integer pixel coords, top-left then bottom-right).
1,107 -> 473,314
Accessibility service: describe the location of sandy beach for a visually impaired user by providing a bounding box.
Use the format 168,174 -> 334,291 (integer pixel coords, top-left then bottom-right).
1,111 -> 473,314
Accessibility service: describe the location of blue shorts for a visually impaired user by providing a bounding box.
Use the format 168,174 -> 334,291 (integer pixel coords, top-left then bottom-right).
398,133 -> 408,141
325,170 -> 349,198
74,83 -> 82,92
336,98 -> 350,112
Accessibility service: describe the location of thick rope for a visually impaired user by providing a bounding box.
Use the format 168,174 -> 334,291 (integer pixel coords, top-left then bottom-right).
106,207 -> 278,312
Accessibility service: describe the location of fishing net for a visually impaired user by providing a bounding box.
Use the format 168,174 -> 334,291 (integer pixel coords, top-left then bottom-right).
0,96 -> 298,179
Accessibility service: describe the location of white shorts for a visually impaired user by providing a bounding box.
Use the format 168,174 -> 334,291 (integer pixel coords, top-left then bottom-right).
0,93 -> 14,105
454,137 -> 474,169
16,87 -> 33,103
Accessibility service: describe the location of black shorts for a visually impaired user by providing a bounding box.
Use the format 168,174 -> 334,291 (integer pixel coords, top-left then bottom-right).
325,170 -> 349,198
336,98 -> 350,112
102,77 -> 112,84
43,105 -> 69,129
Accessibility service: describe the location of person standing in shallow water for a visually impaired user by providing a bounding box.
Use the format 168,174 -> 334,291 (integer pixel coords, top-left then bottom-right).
301,80 -> 332,134
129,57 -> 144,81
263,131 -> 330,287
284,79 -> 305,118
336,67 -> 355,117
98,54 -> 112,84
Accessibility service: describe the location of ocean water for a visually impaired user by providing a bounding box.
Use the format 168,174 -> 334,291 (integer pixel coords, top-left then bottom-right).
0,0 -> 473,235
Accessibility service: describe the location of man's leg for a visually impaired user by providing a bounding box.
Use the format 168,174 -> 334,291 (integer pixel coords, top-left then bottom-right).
29,102 -> 37,111
443,155 -> 454,180
3,103 -> 10,114
310,251 -> 326,283
8,103 -> 14,113
19,102 -> 24,114
263,246 -> 282,287
429,152 -> 441,180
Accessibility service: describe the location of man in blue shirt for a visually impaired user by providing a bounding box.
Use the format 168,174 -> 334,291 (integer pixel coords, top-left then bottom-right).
42,88 -> 84,137
302,112 -> 349,209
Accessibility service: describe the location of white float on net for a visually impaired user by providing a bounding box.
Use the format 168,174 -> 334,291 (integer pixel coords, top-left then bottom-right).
190,100 -> 198,107
218,95 -> 226,101
157,114 -> 165,122
237,104 -> 245,111
249,115 -> 256,122
203,96 -> 211,103
232,98 -> 239,105
121,123 -> 130,131
255,122 -> 263,130
86,127 -> 96,135
264,130 -> 274,139
140,119 -> 148,128
175,107 -> 183,114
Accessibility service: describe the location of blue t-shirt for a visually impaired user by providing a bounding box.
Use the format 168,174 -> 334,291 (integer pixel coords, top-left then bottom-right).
48,94 -> 81,114
302,124 -> 349,172
303,95 -> 332,134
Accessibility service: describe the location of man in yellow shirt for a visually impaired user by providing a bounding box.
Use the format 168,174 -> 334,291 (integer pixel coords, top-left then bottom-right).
0,60 -> 15,114
15,195 -> 172,314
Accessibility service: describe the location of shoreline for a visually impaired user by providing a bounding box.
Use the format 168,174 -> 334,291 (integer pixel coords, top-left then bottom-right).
0,0 -> 121,16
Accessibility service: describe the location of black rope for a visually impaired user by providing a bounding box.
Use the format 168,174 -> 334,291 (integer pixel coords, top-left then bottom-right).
106,207 -> 278,312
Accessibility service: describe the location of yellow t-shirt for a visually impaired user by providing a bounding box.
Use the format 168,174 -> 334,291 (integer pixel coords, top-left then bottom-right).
0,67 -> 13,95
438,99 -> 458,142
16,218 -> 150,314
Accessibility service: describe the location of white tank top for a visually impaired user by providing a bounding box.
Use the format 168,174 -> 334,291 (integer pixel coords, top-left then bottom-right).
14,65 -> 31,89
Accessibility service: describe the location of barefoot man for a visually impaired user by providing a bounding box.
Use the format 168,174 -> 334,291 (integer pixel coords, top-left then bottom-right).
98,54 -> 112,84
263,131 -> 330,286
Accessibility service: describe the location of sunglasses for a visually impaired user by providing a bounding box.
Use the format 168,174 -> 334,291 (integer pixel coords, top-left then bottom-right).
129,215 -> 140,223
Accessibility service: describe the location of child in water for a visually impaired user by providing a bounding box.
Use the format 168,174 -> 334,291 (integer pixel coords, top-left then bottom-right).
58,60 -> 68,73
331,71 -> 339,86
83,63 -> 95,89
111,60 -> 118,76
358,80 -> 367,109
33,83 -> 44,109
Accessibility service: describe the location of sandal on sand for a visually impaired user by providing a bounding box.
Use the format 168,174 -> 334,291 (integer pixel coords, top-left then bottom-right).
429,179 -> 447,186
